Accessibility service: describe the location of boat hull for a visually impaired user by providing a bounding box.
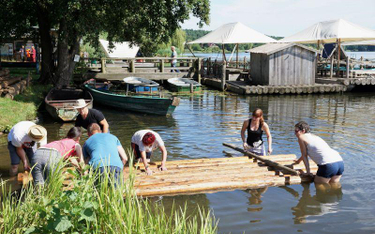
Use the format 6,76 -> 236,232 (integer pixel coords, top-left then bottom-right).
85,85 -> 179,115
45,88 -> 93,122
167,78 -> 202,92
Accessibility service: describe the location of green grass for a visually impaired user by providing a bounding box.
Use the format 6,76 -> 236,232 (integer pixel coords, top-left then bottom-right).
0,157 -> 218,234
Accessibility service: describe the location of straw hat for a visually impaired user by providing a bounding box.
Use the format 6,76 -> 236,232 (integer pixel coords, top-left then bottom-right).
73,99 -> 88,109
28,125 -> 47,142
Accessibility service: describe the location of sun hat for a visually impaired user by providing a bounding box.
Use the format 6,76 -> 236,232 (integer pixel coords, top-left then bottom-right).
28,125 -> 47,142
73,99 -> 88,109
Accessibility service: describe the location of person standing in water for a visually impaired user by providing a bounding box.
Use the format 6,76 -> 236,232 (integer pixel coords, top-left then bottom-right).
241,108 -> 272,156
293,121 -> 344,184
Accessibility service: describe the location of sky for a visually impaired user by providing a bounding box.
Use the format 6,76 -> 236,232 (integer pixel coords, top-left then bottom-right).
181,0 -> 375,37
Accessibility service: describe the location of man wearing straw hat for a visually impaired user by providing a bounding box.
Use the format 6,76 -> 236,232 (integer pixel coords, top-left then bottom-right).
7,121 -> 47,176
73,99 -> 109,133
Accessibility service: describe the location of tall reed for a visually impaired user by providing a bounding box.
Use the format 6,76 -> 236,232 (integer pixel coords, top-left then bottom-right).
0,155 -> 217,234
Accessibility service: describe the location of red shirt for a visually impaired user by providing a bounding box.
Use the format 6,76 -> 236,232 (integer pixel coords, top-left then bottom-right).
43,138 -> 78,159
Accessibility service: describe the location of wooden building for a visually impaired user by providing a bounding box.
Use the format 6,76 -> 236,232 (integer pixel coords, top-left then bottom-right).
249,43 -> 318,86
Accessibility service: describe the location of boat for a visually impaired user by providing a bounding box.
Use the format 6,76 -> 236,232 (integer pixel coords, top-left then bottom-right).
167,77 -> 202,92
45,88 -> 93,122
84,84 -> 179,116
123,77 -> 159,93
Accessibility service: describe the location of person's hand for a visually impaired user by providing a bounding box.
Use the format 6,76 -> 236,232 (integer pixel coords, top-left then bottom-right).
146,167 -> 153,175
243,142 -> 249,150
268,148 -> 273,155
159,165 -> 167,171
24,162 -> 31,172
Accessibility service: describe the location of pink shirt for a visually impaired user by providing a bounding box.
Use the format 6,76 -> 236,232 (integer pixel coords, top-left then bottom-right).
43,138 -> 78,159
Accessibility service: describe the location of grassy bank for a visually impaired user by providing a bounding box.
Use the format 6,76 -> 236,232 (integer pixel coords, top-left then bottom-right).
0,160 -> 217,234
0,68 -> 51,133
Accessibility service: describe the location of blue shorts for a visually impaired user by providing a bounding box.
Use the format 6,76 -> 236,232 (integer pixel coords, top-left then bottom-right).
8,141 -> 35,165
132,143 -> 152,160
317,161 -> 344,178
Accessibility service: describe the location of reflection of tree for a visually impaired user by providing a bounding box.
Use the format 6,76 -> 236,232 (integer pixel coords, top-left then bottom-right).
245,187 -> 268,212
284,183 -> 343,224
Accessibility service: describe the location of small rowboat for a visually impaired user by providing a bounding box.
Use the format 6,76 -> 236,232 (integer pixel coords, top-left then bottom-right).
123,77 -> 159,94
84,84 -> 179,116
167,77 -> 202,92
45,88 -> 93,122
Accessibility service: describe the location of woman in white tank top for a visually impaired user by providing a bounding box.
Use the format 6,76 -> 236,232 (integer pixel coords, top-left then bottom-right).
293,121 -> 344,184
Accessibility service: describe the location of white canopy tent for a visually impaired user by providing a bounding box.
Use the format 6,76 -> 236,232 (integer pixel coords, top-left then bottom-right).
280,19 -> 375,76
99,39 -> 139,58
342,39 -> 375,46
280,19 -> 375,44
187,22 -> 276,62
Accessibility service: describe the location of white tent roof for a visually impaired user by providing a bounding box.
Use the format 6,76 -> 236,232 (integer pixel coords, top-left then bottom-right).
280,19 -> 375,44
99,39 -> 139,58
187,22 -> 277,44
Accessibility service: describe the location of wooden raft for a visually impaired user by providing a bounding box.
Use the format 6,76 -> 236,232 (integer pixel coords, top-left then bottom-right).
125,154 -> 317,197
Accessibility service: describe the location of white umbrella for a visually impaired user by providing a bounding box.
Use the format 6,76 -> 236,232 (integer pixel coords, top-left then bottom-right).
187,22 -> 276,63
187,22 -> 277,44
280,19 -> 375,44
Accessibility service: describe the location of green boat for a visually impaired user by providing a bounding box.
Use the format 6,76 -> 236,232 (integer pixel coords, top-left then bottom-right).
84,84 -> 179,116
167,78 -> 202,92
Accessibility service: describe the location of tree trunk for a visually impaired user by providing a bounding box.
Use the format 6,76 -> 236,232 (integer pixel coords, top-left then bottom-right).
36,2 -> 55,84
55,20 -> 81,88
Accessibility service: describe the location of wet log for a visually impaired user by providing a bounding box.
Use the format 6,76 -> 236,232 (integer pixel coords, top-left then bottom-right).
268,86 -> 275,94
371,79 -> 375,85
262,86 -> 268,94
256,86 -> 263,94
319,86 -> 325,93
366,79 -> 371,85
278,87 -> 285,94
355,79 -> 362,85
343,79 -> 350,86
313,86 -> 320,93
307,86 -> 314,94
296,86 -> 303,94
285,86 -> 291,94
362,79 -> 367,85
223,143 -> 299,175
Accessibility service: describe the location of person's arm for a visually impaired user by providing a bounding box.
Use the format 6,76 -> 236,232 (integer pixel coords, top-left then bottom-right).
296,136 -> 311,175
159,145 -> 168,171
99,118 -> 109,133
16,147 -> 30,171
262,123 -> 273,155
140,151 -> 153,175
241,120 -> 249,150
117,145 -> 128,166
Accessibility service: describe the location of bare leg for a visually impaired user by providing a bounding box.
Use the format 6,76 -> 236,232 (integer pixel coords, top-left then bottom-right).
10,165 -> 19,177
330,175 -> 342,183
314,175 -> 331,184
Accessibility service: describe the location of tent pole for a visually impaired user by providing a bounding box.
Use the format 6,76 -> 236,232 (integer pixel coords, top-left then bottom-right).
236,43 -> 239,68
221,44 -> 227,63
316,40 -> 320,77
337,38 -> 341,77
186,44 -> 196,57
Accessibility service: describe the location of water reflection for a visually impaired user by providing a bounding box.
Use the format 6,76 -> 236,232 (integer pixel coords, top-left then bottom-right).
289,183 -> 343,224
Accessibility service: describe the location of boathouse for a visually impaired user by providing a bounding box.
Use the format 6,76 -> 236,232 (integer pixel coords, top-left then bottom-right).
249,43 -> 318,86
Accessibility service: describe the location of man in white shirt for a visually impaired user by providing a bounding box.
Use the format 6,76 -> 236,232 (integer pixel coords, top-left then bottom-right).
131,130 -> 167,175
7,121 -> 47,176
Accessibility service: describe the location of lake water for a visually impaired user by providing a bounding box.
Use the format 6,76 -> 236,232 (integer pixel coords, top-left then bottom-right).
183,51 -> 375,61
1,89 -> 375,233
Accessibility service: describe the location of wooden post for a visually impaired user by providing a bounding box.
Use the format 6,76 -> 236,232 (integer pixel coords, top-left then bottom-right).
207,58 -> 211,76
236,43 -> 239,68
101,58 -> 106,73
131,59 -> 135,73
346,56 -> 350,79
197,58 -> 202,84
160,59 -> 164,73
221,61 -> 226,91
337,39 -> 341,77
360,56 -> 363,69
330,56 -> 334,79
190,83 -> 194,93
243,56 -> 246,71
316,40 -> 320,76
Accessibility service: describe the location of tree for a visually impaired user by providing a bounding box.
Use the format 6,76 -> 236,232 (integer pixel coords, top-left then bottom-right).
1,0 -> 210,88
